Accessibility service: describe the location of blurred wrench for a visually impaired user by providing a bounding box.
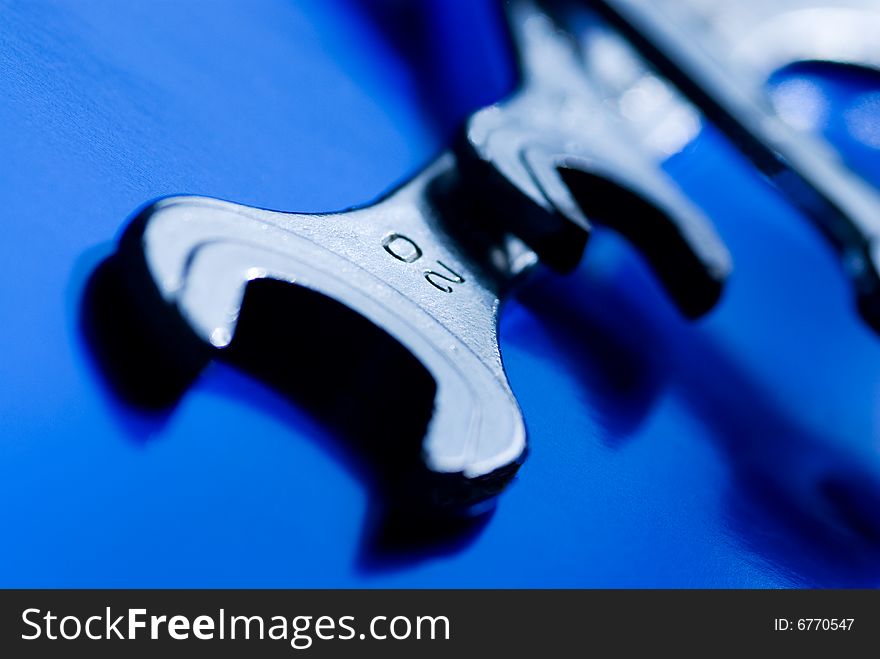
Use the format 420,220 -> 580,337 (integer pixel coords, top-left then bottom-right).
591,0 -> 880,331
456,0 -> 732,318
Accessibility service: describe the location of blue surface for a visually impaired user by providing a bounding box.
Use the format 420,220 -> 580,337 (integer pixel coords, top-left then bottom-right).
1,0 -> 880,587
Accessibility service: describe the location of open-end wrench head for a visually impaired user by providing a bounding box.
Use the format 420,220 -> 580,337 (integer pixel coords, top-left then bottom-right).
114,155 -> 527,511
456,3 -> 731,316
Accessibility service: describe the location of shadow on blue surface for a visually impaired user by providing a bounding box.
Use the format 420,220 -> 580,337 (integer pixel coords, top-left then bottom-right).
14,0 -> 879,586
335,0 -> 516,139
79,246 -> 496,572
517,249 -> 880,586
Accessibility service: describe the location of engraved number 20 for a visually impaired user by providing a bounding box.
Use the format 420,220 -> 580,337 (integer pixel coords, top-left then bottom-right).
382,233 -> 465,293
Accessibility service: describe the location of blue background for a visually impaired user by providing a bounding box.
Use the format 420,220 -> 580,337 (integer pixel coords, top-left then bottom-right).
1,0 -> 879,587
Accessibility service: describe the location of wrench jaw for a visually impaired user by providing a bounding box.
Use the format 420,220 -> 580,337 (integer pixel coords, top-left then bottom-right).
455,116 -> 590,274
113,171 -> 527,514
455,4 -> 732,319
456,120 -> 731,317
593,0 -> 880,334
720,3 -> 880,335
557,162 -> 732,318
642,1 -> 880,85
221,276 -> 527,515
736,7 -> 880,83
116,203 -> 215,388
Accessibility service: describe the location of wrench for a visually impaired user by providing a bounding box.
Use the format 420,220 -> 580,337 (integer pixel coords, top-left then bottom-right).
591,0 -> 880,330
110,1 -> 730,511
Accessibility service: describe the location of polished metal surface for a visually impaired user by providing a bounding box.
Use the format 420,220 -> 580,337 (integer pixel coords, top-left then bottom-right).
110,0 -> 733,511
117,155 -> 529,509
592,0 -> 880,330
456,2 -> 732,317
